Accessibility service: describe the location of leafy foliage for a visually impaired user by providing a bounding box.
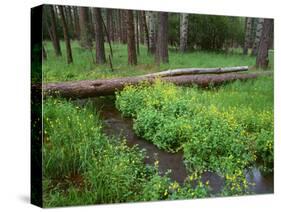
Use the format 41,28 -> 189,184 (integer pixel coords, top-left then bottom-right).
116,77 -> 274,195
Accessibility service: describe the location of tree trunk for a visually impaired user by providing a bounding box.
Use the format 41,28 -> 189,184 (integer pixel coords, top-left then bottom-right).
43,72 -> 269,99
117,10 -> 127,44
148,11 -> 157,54
66,6 -> 74,39
79,7 -> 92,49
48,5 -> 62,56
179,13 -> 189,53
141,11 -> 150,52
139,11 -> 144,44
252,18 -> 264,56
155,12 -> 169,64
126,10 -> 137,65
73,6 -> 80,39
117,10 -> 122,42
256,19 -> 273,69
243,17 -> 252,55
93,8 -> 106,64
135,11 -> 140,55
106,9 -> 114,42
58,6 -> 73,64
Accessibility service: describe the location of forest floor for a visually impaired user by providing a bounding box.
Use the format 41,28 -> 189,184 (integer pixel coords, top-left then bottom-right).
43,41 -> 274,83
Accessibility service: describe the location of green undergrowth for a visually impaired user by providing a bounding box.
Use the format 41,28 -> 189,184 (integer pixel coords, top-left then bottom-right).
42,41 -> 273,83
43,98 -> 212,207
116,76 -> 274,194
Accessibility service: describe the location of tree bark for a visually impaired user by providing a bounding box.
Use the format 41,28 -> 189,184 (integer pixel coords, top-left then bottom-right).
139,11 -> 144,44
43,72 -> 268,99
66,6 -> 74,39
252,18 -> 264,56
148,11 -> 157,54
79,7 -> 92,49
179,13 -> 189,53
48,5 -> 62,56
106,9 -> 114,42
58,6 -> 73,64
73,6 -> 80,39
119,10 -> 127,44
93,8 -> 106,64
256,19 -> 273,69
135,12 -> 140,55
243,17 -> 252,55
141,11 -> 150,52
155,12 -> 169,64
126,10 -> 137,65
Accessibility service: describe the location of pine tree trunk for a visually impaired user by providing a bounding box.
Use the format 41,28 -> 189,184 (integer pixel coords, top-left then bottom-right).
93,8 -> 106,64
65,6 -> 74,38
243,17 -> 252,55
48,5 -> 62,56
121,11 -> 127,44
141,11 -> 150,51
252,18 -> 264,56
117,10 -> 122,43
155,12 -> 169,64
179,13 -> 189,53
148,11 -> 157,54
73,6 -> 80,39
139,11 -> 144,44
126,10 -> 137,65
58,6 -> 73,64
135,12 -> 140,55
256,19 -> 273,69
106,9 -> 114,42
79,7 -> 92,49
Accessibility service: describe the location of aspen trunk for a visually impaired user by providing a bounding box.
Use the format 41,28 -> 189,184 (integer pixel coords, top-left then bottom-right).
179,13 -> 189,53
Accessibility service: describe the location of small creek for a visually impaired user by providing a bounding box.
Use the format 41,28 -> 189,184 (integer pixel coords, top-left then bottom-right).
77,97 -> 273,195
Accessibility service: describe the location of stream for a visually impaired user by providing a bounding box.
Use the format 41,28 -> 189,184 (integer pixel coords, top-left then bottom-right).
77,97 -> 274,195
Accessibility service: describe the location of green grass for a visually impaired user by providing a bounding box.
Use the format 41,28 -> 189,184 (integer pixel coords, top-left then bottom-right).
43,40 -> 273,83
43,98 -> 212,207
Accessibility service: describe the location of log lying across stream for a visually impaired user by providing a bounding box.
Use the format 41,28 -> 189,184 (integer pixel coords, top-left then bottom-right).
42,66 -> 271,99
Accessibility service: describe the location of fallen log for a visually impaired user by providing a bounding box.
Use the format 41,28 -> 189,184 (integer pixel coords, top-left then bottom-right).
142,66 -> 248,77
42,72 -> 270,99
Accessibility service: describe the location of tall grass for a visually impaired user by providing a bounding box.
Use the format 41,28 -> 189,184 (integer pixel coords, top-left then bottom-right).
43,41 -> 273,83
43,98 -> 212,207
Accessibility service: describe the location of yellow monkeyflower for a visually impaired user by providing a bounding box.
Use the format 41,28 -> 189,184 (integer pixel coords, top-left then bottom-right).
154,160 -> 159,166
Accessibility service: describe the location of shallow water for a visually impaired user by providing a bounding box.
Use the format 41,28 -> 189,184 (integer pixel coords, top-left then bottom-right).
79,97 -> 274,195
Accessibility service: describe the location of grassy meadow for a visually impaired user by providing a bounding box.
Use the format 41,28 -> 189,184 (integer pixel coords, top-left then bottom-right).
43,41 -> 274,83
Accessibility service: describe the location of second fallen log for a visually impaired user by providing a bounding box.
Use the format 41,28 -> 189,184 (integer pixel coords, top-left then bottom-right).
142,66 -> 248,77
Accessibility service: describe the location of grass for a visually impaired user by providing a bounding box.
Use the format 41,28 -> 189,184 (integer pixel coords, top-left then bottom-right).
43,98 -> 213,207
43,40 -> 273,83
